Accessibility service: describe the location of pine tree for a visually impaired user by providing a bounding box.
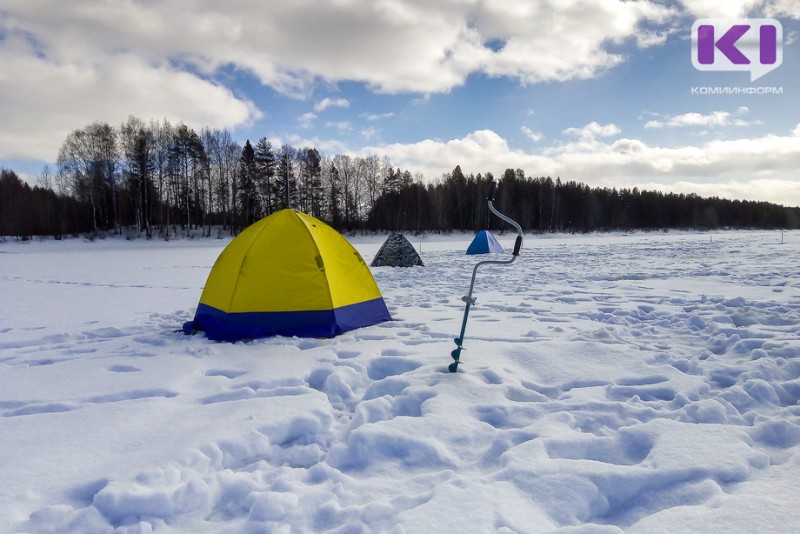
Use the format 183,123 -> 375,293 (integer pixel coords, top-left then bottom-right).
254,138 -> 276,216
238,140 -> 258,227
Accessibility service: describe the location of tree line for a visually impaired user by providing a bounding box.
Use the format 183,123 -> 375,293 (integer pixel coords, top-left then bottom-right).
369,166 -> 799,234
17,117 -> 392,239
1,118 -> 798,240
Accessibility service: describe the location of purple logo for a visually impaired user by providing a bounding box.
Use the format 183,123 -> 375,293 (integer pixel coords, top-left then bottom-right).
692,19 -> 783,81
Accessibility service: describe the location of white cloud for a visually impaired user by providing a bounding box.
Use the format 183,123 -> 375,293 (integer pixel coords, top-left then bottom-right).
563,122 -> 622,141
279,134 -> 349,156
634,29 -> 673,48
362,130 -> 549,180
360,127 -> 380,140
0,24 -> 259,161
639,179 -> 800,206
473,1 -> 675,84
314,98 -> 350,112
1,0 -> 798,178
644,109 -> 754,129
1,0 -> 679,103
297,112 -> 317,129
521,126 -> 544,142
764,0 -> 800,17
361,126 -> 800,206
678,0 -> 763,18
678,0 -> 800,18
361,112 -> 395,121
326,121 -> 353,132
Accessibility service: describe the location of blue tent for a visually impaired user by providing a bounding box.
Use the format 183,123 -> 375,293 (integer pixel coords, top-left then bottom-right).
466,230 -> 505,255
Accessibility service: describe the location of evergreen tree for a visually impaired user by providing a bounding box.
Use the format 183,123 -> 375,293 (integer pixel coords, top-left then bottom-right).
254,138 -> 276,216
276,144 -> 296,210
238,140 -> 259,227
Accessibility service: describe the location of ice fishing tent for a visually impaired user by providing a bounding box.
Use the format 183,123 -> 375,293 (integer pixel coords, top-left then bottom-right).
184,209 -> 391,341
466,230 -> 504,255
371,234 -> 424,267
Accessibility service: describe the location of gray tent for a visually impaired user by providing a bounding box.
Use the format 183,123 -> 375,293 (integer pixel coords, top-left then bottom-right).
371,234 -> 424,267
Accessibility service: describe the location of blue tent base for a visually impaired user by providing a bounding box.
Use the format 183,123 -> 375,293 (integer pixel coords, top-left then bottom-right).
184,298 -> 391,341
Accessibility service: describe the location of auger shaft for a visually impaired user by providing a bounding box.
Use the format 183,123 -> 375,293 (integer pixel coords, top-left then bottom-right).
448,181 -> 523,373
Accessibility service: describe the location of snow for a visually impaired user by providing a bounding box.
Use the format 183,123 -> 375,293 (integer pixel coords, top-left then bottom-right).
1,230 -> 799,533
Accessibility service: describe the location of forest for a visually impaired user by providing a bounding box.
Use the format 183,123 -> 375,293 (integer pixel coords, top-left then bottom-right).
1,117 -> 798,240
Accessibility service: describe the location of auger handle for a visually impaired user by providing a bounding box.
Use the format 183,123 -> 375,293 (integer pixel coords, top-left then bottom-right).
513,235 -> 522,256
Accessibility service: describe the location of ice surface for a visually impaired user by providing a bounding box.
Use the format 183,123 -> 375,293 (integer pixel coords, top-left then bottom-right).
1,230 -> 799,532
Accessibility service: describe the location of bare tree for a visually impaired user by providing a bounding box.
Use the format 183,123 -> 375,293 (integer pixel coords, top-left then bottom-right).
36,165 -> 53,191
169,124 -> 207,236
90,122 -> 120,232
321,156 -> 342,227
56,122 -> 118,234
202,127 -> 240,234
119,116 -> 156,237
362,154 -> 383,219
150,119 -> 174,236
221,133 -> 241,232
333,154 -> 354,227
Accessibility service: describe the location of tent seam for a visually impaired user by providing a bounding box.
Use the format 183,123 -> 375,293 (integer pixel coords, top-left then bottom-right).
295,210 -> 335,312
225,214 -> 279,316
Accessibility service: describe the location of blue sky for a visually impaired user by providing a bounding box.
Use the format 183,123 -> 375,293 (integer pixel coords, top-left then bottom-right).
1,0 -> 799,205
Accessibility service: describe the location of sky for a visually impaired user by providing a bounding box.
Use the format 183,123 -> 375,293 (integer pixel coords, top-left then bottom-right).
1,0 -> 799,206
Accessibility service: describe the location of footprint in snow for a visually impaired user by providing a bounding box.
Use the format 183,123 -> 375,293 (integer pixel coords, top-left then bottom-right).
544,427 -> 654,466
335,350 -> 361,360
108,364 -> 141,373
205,369 -> 247,379
367,357 -> 423,380
4,401 -> 78,417
477,367 -> 503,385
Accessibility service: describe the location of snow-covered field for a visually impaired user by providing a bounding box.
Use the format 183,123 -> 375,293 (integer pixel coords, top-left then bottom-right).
1,230 -> 799,533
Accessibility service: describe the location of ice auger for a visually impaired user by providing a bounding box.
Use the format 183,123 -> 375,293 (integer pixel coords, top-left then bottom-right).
448,180 -> 523,373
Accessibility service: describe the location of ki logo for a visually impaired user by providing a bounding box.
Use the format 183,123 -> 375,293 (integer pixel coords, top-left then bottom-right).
692,18 -> 783,82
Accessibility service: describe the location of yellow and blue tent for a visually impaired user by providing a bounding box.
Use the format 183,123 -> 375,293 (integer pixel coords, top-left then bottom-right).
184,209 -> 391,341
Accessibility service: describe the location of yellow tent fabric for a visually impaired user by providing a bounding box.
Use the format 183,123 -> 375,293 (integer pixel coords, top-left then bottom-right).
184,209 -> 391,340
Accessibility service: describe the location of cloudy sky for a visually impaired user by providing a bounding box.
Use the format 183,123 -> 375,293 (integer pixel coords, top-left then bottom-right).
1,0 -> 799,206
